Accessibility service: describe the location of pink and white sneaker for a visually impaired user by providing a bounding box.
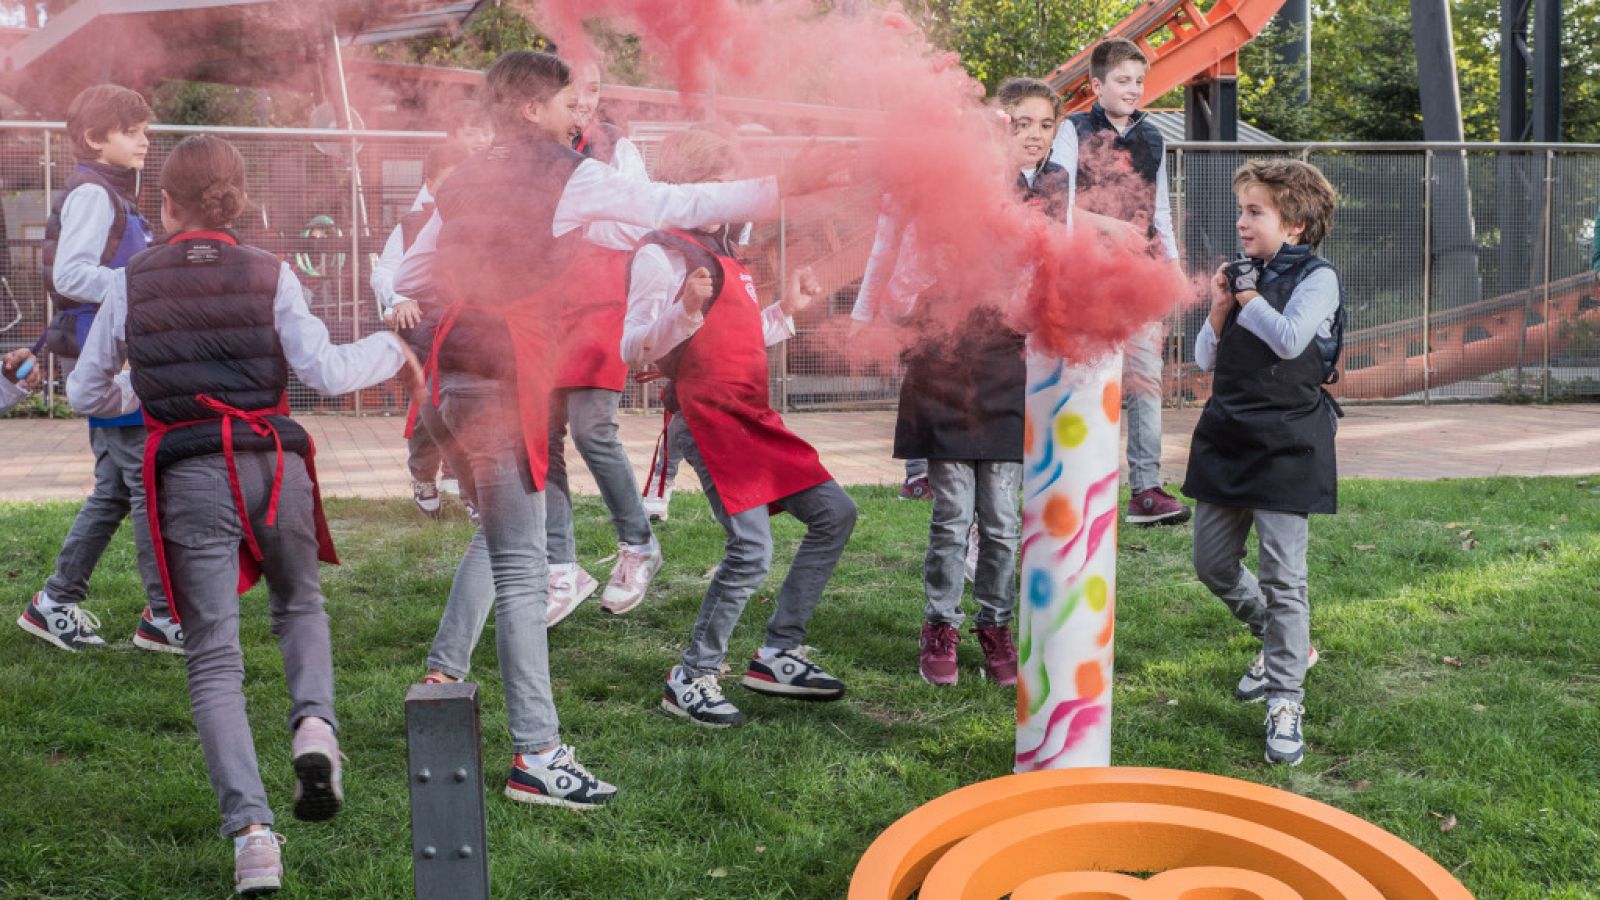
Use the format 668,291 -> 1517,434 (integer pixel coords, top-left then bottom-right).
600,542 -> 662,615
290,717 -> 343,822
233,829 -> 285,896
546,563 -> 598,628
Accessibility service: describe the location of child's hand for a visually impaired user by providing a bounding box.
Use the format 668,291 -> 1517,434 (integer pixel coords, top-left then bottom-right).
1207,264 -> 1235,333
779,141 -> 854,197
396,341 -> 426,400
391,300 -> 422,330
2,348 -> 37,389
782,266 -> 823,316
679,267 -> 715,316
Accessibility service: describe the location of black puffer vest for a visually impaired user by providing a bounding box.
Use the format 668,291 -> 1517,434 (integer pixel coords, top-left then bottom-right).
1069,103 -> 1163,234
125,232 -> 310,468
421,137 -> 584,380
41,161 -> 150,311
1183,244 -> 1342,515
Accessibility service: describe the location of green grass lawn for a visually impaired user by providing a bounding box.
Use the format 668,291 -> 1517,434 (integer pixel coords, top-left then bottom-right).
1,477 -> 1597,899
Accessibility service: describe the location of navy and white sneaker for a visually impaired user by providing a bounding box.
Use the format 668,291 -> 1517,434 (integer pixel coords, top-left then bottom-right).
1235,645 -> 1320,703
1264,700 -> 1306,766
132,607 -> 185,655
17,592 -> 107,652
741,646 -> 845,701
504,745 -> 617,810
661,666 -> 746,729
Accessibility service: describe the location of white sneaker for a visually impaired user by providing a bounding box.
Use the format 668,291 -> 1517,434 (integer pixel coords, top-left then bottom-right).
412,480 -> 442,518
642,489 -> 671,522
546,563 -> 598,628
600,542 -> 663,615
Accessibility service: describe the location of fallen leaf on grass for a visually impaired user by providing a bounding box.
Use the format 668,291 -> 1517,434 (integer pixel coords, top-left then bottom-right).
1439,814 -> 1458,833
1442,656 -> 1463,667
1353,543 -> 1376,551
708,868 -> 728,879
1457,528 -> 1474,539
1353,779 -> 1372,792
1538,540 -> 1554,551
5,569 -> 17,578
1443,521 -> 1463,529
46,752 -> 67,767
1126,543 -> 1148,553
1460,539 -> 1478,550
1471,703 -> 1487,712
754,846 -> 766,855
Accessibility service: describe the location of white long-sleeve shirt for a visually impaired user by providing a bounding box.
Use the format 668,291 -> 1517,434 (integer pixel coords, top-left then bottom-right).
52,185 -> 136,305
1194,264 -> 1340,372
69,262 -> 408,418
371,184 -> 435,312
1050,122 -> 1180,261
394,150 -> 777,300
621,241 -> 795,368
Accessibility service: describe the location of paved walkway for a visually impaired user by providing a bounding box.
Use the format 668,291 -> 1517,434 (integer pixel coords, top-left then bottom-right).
2,404 -> 1597,502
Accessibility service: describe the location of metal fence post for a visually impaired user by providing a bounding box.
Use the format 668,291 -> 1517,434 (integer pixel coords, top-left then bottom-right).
1171,147 -> 1185,409
349,138 -> 363,415
1422,148 -> 1434,405
1540,148 -> 1554,402
42,126 -> 55,415
777,198 -> 790,414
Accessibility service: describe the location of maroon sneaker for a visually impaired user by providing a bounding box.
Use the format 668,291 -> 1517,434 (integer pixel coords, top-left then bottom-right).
972,625 -> 1018,686
899,475 -> 932,501
919,621 -> 960,686
1126,487 -> 1192,526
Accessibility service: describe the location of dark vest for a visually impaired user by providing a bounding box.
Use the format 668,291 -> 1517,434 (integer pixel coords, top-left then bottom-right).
42,162 -> 152,311
125,233 -> 310,468
1182,245 -> 1342,515
423,138 -> 584,379
1069,104 -> 1163,232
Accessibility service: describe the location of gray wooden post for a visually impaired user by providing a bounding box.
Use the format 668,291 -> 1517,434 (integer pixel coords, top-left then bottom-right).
405,682 -> 490,900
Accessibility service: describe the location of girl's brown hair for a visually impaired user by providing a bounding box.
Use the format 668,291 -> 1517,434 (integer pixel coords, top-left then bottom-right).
480,51 -> 571,135
161,135 -> 249,228
652,129 -> 739,185
1232,158 -> 1338,248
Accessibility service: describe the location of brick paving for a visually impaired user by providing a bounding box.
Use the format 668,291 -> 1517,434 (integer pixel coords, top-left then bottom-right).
2,404 -> 1597,503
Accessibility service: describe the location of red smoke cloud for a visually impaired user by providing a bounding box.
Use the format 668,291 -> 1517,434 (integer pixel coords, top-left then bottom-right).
531,0 -> 1187,364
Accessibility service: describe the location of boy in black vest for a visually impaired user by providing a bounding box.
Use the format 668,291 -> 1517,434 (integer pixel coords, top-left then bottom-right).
18,84 -> 179,655
1182,158 -> 1343,767
1051,39 -> 1191,527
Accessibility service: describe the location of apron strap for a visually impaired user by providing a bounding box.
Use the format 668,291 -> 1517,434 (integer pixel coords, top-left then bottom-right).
195,394 -> 286,561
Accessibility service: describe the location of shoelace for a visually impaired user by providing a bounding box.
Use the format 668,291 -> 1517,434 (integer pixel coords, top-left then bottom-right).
1269,703 -> 1304,735
690,672 -> 731,707
240,831 -> 287,855
977,629 -> 1015,658
612,545 -> 652,587
550,745 -> 600,784
1247,652 -> 1266,680
60,605 -> 103,636
926,626 -> 959,655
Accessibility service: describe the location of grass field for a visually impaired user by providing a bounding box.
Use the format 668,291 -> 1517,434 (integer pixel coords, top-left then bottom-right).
1,476 -> 1597,898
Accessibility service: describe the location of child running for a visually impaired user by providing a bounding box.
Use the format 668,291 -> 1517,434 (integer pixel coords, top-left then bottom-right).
66,134 -> 422,895
1183,158 -> 1342,766
394,52 -> 846,800
900,78 -> 1067,687
18,84 -> 179,654
622,128 -> 856,729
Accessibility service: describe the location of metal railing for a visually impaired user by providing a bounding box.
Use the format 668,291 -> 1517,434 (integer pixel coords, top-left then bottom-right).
3,123 -> 1596,415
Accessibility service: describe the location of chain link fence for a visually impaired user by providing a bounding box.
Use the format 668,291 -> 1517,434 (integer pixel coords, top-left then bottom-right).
4,123 -> 1597,415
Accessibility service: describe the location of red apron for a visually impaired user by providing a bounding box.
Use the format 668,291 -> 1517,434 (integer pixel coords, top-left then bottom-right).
143,394 -> 338,624
422,277 -> 570,491
554,244 -> 630,391
668,231 -> 831,516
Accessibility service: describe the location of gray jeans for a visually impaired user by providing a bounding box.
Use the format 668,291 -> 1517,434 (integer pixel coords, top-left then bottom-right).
546,388 -> 652,564
671,415 -> 857,678
159,452 -> 335,836
422,373 -> 560,753
923,460 -> 1021,628
904,458 -> 928,479
1123,323 -> 1164,493
45,423 -> 169,618
407,411 -> 443,483
1192,501 -> 1311,704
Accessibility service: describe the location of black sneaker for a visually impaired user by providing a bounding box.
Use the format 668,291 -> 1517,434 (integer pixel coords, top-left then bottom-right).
661,666 -> 746,728
504,745 -> 617,810
1264,700 -> 1306,766
741,647 -> 845,701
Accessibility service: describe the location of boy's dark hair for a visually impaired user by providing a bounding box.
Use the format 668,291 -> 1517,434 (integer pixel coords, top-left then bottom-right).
995,78 -> 1060,116
66,84 -> 153,161
445,97 -> 491,135
1233,158 -> 1338,249
480,51 -> 571,134
423,141 -> 471,186
1090,39 -> 1149,83
161,135 -> 248,229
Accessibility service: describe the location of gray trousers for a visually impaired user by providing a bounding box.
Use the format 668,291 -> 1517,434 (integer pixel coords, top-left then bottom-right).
407,411 -> 443,483
924,460 -> 1021,628
545,388 -> 652,564
671,415 -> 857,678
1192,501 -> 1312,704
422,373 -> 560,753
1123,323 -> 1164,493
904,458 -> 928,479
160,452 -> 335,836
45,423 -> 170,618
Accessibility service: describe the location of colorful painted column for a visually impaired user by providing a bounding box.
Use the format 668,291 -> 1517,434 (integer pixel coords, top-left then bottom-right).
1014,349 -> 1123,772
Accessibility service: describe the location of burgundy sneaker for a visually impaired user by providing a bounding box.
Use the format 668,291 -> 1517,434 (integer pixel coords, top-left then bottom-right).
899,475 -> 932,501
972,625 -> 1018,686
919,621 -> 960,686
1126,487 -> 1192,526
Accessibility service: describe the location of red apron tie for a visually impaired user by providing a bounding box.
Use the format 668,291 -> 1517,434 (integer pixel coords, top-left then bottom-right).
195,394 -> 285,563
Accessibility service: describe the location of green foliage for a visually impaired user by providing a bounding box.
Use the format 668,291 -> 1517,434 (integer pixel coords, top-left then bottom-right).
150,81 -> 312,128
903,0 -> 1143,91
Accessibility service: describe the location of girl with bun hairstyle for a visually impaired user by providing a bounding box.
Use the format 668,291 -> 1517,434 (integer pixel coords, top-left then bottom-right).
67,134 -> 423,896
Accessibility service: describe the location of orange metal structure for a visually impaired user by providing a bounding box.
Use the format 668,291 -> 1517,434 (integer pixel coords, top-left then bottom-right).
1044,0 -> 1289,113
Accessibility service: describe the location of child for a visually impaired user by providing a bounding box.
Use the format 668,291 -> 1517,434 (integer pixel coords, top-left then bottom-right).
18,84 -> 179,654
65,135 -> 421,895
622,128 -> 856,729
1182,158 -> 1342,766
394,52 -> 844,798
900,78 -> 1065,688
1051,39 -> 1191,527
372,141 -> 471,518
543,60 -> 662,627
